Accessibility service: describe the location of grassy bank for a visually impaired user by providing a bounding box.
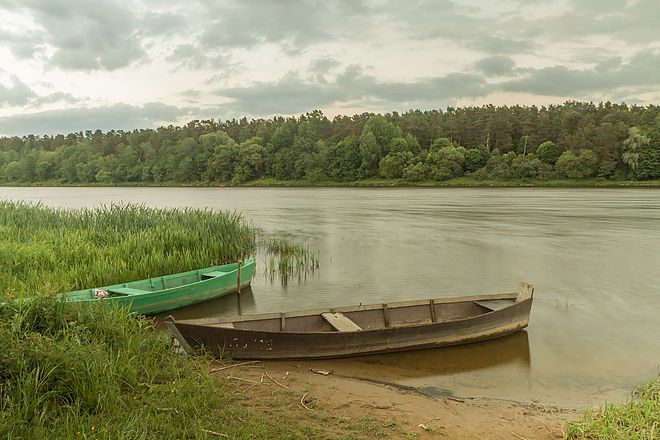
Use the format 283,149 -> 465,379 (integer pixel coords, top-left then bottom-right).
242,177 -> 660,188
2,177 -> 660,188
0,201 -> 255,296
566,378 -> 659,439
0,202 -> 318,438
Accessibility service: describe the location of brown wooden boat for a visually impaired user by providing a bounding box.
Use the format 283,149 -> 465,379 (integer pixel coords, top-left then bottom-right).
166,282 -> 534,360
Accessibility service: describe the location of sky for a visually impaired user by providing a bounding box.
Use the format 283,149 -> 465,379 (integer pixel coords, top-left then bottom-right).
0,0 -> 659,136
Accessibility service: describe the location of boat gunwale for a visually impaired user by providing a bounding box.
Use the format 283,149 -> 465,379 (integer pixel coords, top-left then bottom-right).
66,258 -> 256,298
173,297 -> 531,337
175,291 -> 520,327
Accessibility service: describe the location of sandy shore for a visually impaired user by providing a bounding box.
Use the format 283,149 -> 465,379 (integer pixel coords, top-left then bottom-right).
214,359 -> 579,439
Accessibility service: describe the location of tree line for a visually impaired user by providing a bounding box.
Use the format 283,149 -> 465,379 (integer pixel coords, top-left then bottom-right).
1,101 -> 660,184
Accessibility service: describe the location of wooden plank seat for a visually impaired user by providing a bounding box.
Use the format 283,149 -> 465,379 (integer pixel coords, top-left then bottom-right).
321,312 -> 362,332
474,299 -> 514,311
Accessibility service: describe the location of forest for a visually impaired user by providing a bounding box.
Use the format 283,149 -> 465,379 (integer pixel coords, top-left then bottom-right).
1,101 -> 659,185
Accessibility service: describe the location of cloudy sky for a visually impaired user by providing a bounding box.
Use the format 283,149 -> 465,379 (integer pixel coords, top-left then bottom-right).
0,0 -> 658,136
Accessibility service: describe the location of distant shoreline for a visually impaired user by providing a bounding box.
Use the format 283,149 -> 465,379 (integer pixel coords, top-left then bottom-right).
2,177 -> 660,188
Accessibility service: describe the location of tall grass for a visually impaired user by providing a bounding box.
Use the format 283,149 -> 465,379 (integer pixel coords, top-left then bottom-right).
566,378 -> 659,439
0,201 -> 313,438
0,201 -> 255,296
0,297 -> 305,438
262,238 -> 319,284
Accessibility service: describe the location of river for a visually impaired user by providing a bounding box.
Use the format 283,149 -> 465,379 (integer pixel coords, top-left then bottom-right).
3,186 -> 659,407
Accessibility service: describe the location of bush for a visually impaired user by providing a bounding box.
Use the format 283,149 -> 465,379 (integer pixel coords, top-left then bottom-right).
402,162 -> 430,182
555,149 -> 598,179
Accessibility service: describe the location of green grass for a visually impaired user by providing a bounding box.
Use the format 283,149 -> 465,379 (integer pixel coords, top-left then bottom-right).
0,201 -> 255,297
566,378 -> 659,439
0,201 -> 320,438
0,297 -> 314,439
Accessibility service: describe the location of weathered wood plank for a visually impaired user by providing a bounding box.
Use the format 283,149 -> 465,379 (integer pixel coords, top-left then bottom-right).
322,312 -> 362,332
474,299 -> 514,311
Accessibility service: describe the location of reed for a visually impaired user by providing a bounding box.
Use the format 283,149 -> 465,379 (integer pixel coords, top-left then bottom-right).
0,201 -> 313,438
0,201 -> 256,297
262,237 -> 319,284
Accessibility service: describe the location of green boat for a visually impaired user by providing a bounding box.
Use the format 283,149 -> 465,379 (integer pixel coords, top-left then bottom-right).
61,258 -> 256,315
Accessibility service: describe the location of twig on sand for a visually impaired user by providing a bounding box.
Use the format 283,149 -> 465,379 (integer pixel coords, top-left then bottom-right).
228,375 -> 259,384
446,396 -> 465,403
265,370 -> 289,389
300,393 -> 313,411
209,361 -> 262,373
201,428 -> 229,437
240,383 -> 258,394
510,432 -> 529,440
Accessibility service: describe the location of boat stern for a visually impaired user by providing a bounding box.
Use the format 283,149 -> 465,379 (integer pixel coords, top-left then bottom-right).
516,282 -> 534,302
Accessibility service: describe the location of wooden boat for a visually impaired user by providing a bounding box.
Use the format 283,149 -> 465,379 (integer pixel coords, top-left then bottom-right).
167,282 -> 534,359
61,258 -> 256,315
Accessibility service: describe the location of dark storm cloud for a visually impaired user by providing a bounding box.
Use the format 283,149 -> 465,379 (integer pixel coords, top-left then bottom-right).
215,65 -> 490,115
0,102 -> 189,136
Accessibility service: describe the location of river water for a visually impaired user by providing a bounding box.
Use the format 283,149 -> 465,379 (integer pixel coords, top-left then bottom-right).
2,186 -> 659,407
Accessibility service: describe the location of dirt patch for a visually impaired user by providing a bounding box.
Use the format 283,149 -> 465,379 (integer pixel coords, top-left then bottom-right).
213,360 -> 578,439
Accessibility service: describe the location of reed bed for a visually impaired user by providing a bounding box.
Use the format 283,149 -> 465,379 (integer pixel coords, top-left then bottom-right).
0,201 -> 255,297
262,238 -> 319,284
0,201 -> 310,438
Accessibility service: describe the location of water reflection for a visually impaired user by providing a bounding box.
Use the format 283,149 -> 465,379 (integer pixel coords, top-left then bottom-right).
155,286 -> 256,323
351,331 -> 530,378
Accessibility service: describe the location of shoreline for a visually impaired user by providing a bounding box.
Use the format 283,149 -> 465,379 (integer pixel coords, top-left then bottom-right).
218,359 -> 579,439
1,177 -> 660,188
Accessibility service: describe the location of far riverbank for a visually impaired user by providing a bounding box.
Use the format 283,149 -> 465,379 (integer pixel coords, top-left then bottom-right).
2,177 -> 660,188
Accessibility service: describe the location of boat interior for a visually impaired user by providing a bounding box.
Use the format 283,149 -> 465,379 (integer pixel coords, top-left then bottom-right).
198,293 -> 521,333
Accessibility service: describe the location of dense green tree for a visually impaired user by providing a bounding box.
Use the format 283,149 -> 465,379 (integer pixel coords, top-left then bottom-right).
509,155 -> 546,179
1,103 -> 660,185
536,141 -> 563,165
463,147 -> 489,173
430,137 -> 453,152
621,127 -> 649,174
555,150 -> 599,179
379,152 -> 415,179
425,146 -> 465,180
636,128 -> 660,180
402,162 -> 430,182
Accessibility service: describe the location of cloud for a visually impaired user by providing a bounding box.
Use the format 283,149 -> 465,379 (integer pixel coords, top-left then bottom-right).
0,76 -> 37,106
475,56 -> 516,76
214,64 -> 490,115
501,50 -> 660,96
508,0 -> 660,45
0,102 -> 190,136
166,44 -> 233,70
2,0 -> 150,70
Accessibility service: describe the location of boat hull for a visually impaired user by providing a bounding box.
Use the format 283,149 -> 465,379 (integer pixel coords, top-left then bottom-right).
168,287 -> 533,359
62,259 -> 256,315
